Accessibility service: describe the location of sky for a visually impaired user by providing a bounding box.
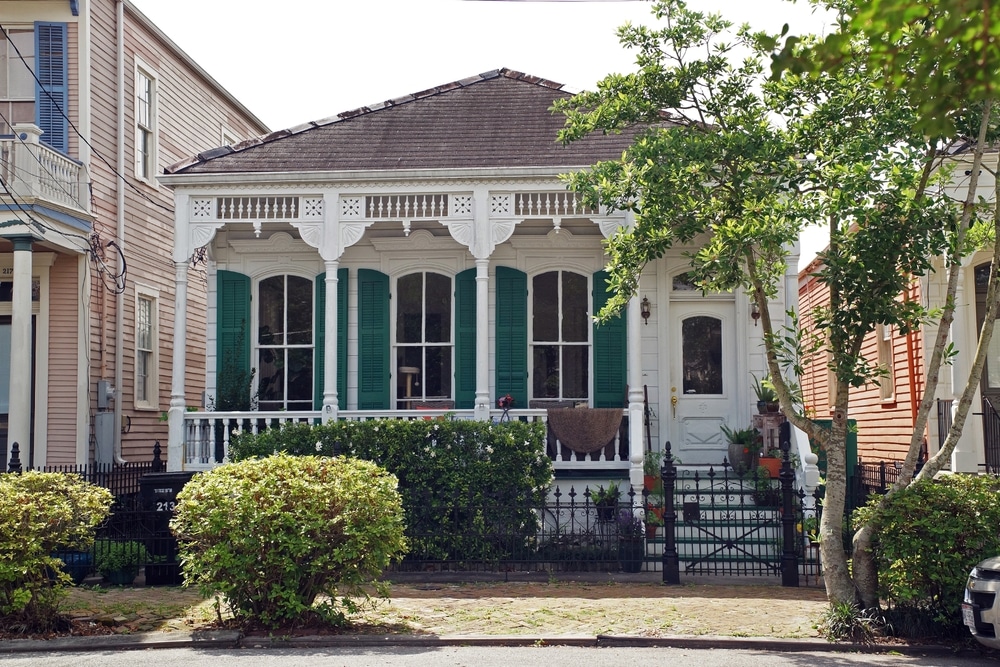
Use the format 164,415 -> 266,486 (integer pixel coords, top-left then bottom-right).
129,0 -> 835,266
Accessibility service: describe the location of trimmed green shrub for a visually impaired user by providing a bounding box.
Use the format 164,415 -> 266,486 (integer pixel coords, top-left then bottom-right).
0,472 -> 112,632
229,419 -> 553,561
855,474 -> 1000,636
94,540 -> 149,584
170,454 -> 406,629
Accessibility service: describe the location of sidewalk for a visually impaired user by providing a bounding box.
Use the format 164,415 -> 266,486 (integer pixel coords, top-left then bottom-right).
0,572 -> 963,656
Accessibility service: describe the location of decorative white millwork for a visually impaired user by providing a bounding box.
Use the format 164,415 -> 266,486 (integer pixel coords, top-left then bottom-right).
514,191 -> 597,217
302,197 -> 324,219
402,220 -> 411,237
366,194 -> 448,219
340,196 -> 363,219
293,222 -> 324,250
452,194 -> 474,216
492,220 -> 517,247
189,222 -> 225,254
191,198 -> 213,219
595,216 -> 627,239
446,221 -> 473,249
341,221 -> 376,249
490,193 -> 512,216
218,196 -> 299,220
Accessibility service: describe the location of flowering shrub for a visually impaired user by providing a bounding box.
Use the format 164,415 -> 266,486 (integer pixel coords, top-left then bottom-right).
171,454 -> 406,629
0,472 -> 112,632
229,419 -> 552,561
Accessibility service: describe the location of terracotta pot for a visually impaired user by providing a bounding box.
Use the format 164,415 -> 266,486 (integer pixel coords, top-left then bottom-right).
758,456 -> 782,478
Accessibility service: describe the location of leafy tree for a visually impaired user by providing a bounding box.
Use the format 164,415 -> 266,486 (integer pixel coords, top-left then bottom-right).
554,0 -> 955,605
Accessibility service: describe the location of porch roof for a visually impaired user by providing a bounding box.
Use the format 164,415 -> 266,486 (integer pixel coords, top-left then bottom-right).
166,68 -> 659,175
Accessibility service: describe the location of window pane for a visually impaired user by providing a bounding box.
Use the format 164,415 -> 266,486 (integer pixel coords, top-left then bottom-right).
286,275 -> 312,344
137,350 -> 149,402
682,316 -> 723,394
533,345 -> 559,398
7,31 -> 34,99
287,348 -> 312,402
562,345 -> 588,399
425,346 -> 451,398
137,297 -> 151,349
672,272 -> 699,291
396,347 -> 422,406
397,273 -> 423,343
562,272 -> 588,342
257,348 -> 283,408
425,273 -> 451,343
533,272 -> 558,342
259,276 -> 284,345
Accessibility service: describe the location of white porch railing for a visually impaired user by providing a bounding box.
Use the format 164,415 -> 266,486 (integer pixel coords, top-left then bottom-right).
182,408 -> 631,473
0,124 -> 89,214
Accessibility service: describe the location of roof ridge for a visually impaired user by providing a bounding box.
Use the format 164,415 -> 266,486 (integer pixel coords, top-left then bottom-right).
165,68 -> 570,174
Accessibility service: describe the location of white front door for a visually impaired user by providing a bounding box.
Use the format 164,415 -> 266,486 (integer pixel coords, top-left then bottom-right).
667,301 -> 737,466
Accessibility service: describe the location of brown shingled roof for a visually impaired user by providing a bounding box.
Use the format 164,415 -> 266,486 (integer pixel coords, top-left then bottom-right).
167,68 -> 650,175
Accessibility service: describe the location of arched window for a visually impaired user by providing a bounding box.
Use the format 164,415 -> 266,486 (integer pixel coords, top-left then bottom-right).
257,275 -> 313,411
395,272 -> 452,407
532,270 -> 589,401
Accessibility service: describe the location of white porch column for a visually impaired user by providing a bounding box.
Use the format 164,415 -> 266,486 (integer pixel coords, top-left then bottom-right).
167,260 -> 188,471
474,258 -> 491,420
7,235 -> 34,462
627,293 -> 644,489
951,272 -> 979,472
322,259 -> 339,422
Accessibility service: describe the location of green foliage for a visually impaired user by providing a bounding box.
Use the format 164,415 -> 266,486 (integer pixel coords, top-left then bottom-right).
171,454 -> 406,629
721,424 -> 757,445
854,474 -> 1000,635
0,472 -> 112,632
588,482 -> 620,506
94,540 -> 149,578
228,418 -> 552,564
642,450 -> 663,475
819,600 -> 885,644
751,374 -> 777,403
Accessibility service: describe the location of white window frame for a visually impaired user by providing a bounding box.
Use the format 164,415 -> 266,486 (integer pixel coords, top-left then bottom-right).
877,323 -> 895,402
392,270 -> 454,407
529,269 -> 591,404
134,284 -> 159,410
133,58 -> 158,184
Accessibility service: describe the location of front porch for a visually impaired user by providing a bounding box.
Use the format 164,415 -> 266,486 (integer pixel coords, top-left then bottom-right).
181,407 -> 632,475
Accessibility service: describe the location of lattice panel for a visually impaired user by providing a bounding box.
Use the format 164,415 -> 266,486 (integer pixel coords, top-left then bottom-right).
365,194 -> 449,219
490,193 -> 512,216
340,196 -> 363,218
302,197 -> 324,218
191,198 -> 214,219
451,194 -> 473,216
216,196 -> 299,220
514,192 -> 598,217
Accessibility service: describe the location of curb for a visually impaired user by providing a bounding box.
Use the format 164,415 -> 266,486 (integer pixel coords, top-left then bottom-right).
0,630 -> 960,655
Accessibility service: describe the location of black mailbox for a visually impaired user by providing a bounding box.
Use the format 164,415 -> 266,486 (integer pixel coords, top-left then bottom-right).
139,471 -> 195,585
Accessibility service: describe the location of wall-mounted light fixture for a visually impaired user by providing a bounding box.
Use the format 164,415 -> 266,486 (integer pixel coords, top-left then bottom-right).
640,296 -> 651,325
750,300 -> 760,326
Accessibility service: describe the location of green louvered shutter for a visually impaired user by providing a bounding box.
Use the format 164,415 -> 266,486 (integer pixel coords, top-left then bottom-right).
35,22 -> 68,153
314,273 -> 325,411
494,266 -> 527,406
358,269 -> 390,410
592,269 -> 627,408
454,268 -> 476,409
216,270 -> 251,408
313,269 -> 348,410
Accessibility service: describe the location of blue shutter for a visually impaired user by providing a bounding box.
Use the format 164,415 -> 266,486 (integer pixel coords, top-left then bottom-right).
592,270 -> 627,408
34,22 -> 68,153
494,266 -> 527,405
454,268 -> 476,409
358,269 -> 390,410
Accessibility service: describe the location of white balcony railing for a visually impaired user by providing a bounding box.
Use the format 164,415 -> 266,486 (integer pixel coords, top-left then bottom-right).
0,124 -> 88,214
182,408 -> 631,473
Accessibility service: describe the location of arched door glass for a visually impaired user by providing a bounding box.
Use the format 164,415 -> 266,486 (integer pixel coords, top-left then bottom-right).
682,315 -> 723,394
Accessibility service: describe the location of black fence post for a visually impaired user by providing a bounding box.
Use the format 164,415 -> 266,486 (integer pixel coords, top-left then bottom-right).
7,441 -> 22,473
152,441 -> 164,472
661,440 -> 680,585
779,422 -> 799,587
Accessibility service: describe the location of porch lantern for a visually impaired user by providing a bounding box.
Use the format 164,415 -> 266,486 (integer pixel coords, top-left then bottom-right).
750,300 -> 760,326
640,296 -> 651,325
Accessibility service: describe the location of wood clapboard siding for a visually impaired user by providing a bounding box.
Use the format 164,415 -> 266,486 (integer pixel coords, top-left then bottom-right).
798,268 -> 925,462
67,0 -> 266,462
46,254 -> 80,465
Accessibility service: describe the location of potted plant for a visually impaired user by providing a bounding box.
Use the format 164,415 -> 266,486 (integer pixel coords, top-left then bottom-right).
642,450 -> 664,492
752,374 -> 779,413
721,423 -> 758,476
94,540 -> 149,586
750,465 -> 781,507
616,509 -> 645,573
644,502 -> 665,538
51,548 -> 93,585
589,483 -> 620,521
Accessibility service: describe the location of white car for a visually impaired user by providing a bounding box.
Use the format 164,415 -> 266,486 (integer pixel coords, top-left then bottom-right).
963,556 -> 1000,649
